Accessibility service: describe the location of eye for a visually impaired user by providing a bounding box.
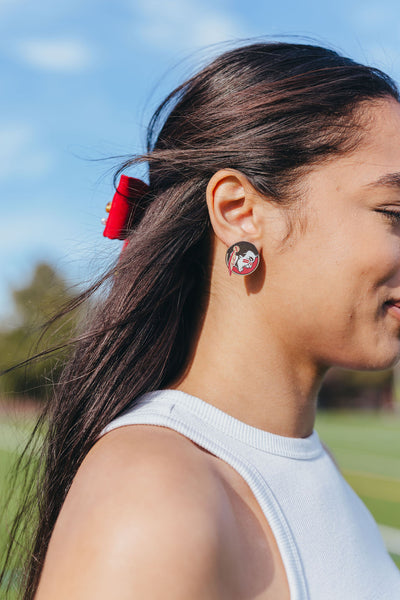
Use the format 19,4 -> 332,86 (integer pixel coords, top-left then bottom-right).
376,209 -> 400,224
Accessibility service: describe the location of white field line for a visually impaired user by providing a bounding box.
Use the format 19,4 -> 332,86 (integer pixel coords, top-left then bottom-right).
342,469 -> 400,484
341,468 -> 400,503
378,524 -> 400,556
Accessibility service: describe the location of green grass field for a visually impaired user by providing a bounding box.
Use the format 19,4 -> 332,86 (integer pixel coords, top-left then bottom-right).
1,409 -> 399,598
315,409 -> 400,569
0,415 -> 38,600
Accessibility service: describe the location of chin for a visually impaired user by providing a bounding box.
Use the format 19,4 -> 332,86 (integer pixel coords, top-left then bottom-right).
374,354 -> 400,371
340,348 -> 400,372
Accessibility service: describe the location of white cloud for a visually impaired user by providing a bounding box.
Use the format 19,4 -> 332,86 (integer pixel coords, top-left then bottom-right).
16,38 -> 93,72
0,123 -> 53,181
134,0 -> 247,50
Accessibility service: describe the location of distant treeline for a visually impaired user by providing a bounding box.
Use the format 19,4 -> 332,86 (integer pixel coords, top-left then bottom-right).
0,262 -> 81,402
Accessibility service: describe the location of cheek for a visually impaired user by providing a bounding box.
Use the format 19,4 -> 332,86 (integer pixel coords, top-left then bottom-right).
290,241 -> 400,362
264,201 -> 400,366
301,219 -> 400,298
268,233 -> 392,337
343,233 -> 400,297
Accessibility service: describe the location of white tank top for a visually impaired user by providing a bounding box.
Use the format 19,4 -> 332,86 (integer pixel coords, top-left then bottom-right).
100,389 -> 400,599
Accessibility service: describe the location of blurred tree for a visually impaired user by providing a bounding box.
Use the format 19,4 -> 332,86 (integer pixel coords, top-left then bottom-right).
0,262 -> 80,401
318,366 -> 395,412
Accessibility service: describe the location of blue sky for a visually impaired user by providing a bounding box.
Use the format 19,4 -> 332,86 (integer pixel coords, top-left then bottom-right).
2,0 -> 400,322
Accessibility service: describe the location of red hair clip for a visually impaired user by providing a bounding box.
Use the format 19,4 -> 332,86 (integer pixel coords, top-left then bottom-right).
102,175 -> 149,240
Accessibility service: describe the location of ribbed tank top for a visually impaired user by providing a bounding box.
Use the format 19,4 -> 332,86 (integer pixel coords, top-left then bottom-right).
100,389 -> 400,599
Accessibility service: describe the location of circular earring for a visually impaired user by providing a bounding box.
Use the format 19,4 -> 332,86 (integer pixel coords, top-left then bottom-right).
225,241 -> 260,276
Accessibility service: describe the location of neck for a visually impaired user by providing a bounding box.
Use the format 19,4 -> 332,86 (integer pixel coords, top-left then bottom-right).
169,281 -> 327,439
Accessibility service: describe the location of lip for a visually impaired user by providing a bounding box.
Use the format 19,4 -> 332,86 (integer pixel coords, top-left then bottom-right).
385,300 -> 400,321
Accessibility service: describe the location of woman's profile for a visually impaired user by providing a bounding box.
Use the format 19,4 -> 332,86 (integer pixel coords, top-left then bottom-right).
3,39 -> 400,599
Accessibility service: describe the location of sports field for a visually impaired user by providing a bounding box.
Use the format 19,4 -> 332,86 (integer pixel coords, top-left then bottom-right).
0,409 -> 399,598
0,414 -> 38,600
315,409 -> 400,569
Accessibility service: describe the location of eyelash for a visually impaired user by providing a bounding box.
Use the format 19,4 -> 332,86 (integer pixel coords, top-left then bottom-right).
376,209 -> 400,224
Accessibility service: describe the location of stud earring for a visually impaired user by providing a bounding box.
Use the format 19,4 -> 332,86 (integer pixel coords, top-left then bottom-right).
225,241 -> 260,276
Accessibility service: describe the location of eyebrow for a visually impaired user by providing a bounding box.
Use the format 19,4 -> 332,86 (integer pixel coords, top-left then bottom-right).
363,172 -> 400,190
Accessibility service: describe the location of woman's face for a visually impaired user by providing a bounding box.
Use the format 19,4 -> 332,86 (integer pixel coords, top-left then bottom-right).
261,97 -> 400,371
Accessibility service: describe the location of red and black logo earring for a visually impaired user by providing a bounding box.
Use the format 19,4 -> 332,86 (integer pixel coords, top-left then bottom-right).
225,241 -> 260,276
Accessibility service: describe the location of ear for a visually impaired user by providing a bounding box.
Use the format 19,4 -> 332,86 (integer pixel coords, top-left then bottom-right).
206,169 -> 264,248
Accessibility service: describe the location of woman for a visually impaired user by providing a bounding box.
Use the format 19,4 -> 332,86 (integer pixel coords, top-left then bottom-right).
4,40 -> 400,599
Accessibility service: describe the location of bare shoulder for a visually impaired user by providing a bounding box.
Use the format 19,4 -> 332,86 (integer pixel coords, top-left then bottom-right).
35,425 -> 230,600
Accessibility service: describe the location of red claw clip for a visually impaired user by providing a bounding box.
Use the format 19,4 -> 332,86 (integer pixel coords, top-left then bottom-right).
103,175 -> 149,241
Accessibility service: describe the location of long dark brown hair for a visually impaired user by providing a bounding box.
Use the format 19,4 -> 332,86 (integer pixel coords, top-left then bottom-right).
1,39 -> 399,599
